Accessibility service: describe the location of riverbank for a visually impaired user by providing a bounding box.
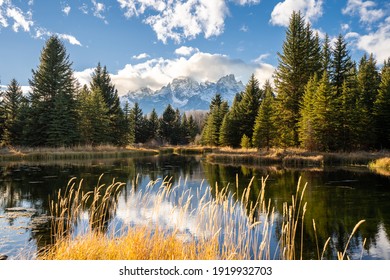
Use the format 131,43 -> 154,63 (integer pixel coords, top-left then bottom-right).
201,147 -> 390,168
0,145 -> 159,161
1,145 -> 389,170
369,157 -> 390,176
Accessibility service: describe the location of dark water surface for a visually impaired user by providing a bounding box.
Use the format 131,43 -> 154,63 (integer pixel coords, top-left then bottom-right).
0,155 -> 389,259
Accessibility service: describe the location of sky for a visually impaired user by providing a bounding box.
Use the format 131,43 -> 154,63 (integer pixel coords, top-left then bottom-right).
0,0 -> 389,95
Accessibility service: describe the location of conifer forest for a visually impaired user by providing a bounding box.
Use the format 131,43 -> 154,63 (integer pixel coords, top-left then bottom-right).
1,11 -> 389,152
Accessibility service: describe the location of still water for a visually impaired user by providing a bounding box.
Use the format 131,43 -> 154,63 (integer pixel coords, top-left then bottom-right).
0,155 -> 389,259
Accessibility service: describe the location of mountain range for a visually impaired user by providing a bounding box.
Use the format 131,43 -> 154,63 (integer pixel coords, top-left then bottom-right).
120,74 -> 245,114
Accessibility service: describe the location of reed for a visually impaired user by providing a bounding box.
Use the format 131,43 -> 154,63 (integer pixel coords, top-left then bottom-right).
0,145 -> 158,161
39,175 -> 366,260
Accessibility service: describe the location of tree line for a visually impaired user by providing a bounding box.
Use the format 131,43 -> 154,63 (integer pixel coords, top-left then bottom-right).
0,36 -> 200,147
1,11 -> 390,151
201,11 -> 390,151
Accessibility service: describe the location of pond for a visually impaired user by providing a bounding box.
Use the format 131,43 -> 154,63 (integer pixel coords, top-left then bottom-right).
0,155 -> 389,260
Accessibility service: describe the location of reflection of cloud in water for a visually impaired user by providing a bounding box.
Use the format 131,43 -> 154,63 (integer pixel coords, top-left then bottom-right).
365,223 -> 390,260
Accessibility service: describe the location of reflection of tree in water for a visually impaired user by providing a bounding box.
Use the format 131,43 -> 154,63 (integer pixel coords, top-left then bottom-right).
202,161 -> 390,259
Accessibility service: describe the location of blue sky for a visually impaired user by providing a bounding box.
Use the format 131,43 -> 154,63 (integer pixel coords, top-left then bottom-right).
0,0 -> 389,95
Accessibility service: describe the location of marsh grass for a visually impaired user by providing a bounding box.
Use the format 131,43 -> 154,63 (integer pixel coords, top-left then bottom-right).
0,145 -> 158,161
40,175 -> 366,260
369,157 -> 390,176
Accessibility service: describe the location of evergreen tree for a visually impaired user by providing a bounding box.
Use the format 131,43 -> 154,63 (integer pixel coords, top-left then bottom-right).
252,81 -> 276,150
339,69 -> 366,150
130,102 -> 145,144
321,34 -> 332,74
219,99 -> 242,147
374,61 -> 390,148
160,104 -> 177,145
187,115 -> 199,143
1,79 -> 23,145
123,101 -> 135,145
298,74 -> 319,150
311,71 -> 337,151
358,54 -> 380,113
28,35 -> 79,146
148,108 -> 160,142
237,74 -> 262,140
274,11 -> 320,146
330,34 -> 354,96
240,134 -> 251,149
201,93 -> 228,146
90,63 -> 124,145
78,87 -> 111,145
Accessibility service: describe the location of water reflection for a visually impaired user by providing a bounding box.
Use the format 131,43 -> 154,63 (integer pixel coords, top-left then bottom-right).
0,156 -> 389,259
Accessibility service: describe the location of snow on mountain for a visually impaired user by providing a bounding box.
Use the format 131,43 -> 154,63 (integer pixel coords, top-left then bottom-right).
120,74 -> 244,114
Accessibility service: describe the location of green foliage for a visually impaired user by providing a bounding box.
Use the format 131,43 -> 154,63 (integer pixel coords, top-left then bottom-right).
330,34 -> 354,96
374,63 -> 390,148
240,134 -> 251,149
160,104 -> 180,145
0,79 -> 23,145
274,11 -> 321,146
28,35 -> 79,146
201,93 -> 229,146
252,81 -> 276,149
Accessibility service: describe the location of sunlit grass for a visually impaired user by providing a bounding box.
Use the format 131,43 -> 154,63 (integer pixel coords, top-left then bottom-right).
369,157 -> 390,176
39,175 -> 365,260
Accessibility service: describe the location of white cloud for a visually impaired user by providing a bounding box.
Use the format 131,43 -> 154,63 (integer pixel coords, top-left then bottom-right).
74,68 -> 95,86
252,53 -> 269,64
92,0 -> 107,23
270,0 -> 323,27
57,33 -> 82,46
74,52 -> 275,95
233,0 -> 260,4
174,46 -> 199,56
62,5 -> 71,16
117,0 -> 261,43
132,53 -> 150,60
355,16 -> 390,63
342,0 -> 384,24
6,6 -> 33,32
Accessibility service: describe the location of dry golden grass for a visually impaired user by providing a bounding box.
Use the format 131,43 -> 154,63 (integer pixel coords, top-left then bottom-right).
368,157 -> 390,176
39,175 -> 366,260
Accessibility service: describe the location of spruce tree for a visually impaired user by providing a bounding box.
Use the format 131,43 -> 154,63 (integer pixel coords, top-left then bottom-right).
160,104 -> 177,145
330,34 -> 354,96
298,74 -> 319,150
148,109 -> 160,143
274,11 -> 320,146
373,61 -> 390,148
1,79 -> 23,145
237,74 -> 262,141
90,63 -> 124,145
29,35 -> 79,146
252,81 -> 276,150
130,102 -> 145,144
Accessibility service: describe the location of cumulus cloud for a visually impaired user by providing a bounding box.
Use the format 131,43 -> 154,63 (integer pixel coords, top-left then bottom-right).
57,33 -> 82,46
355,16 -> 390,63
5,6 -> 34,32
174,46 -> 199,56
62,5 -> 71,16
342,0 -> 384,24
117,0 -> 262,43
74,51 -> 275,95
91,0 -> 107,23
132,53 -> 150,60
270,0 -> 323,27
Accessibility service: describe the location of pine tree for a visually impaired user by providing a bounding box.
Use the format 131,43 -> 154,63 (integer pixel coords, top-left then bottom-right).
219,96 -> 243,147
28,35 -> 79,146
298,74 -> 319,150
373,61 -> 390,148
160,104 -> 178,145
274,11 -> 320,146
321,34 -> 331,74
1,79 -> 23,145
78,87 -> 111,145
252,81 -> 276,150
330,34 -> 354,96
201,93 -> 228,146
187,115 -> 199,143
237,74 -> 262,140
90,63 -> 124,145
148,109 -> 160,143
240,134 -> 251,149
130,102 -> 145,144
